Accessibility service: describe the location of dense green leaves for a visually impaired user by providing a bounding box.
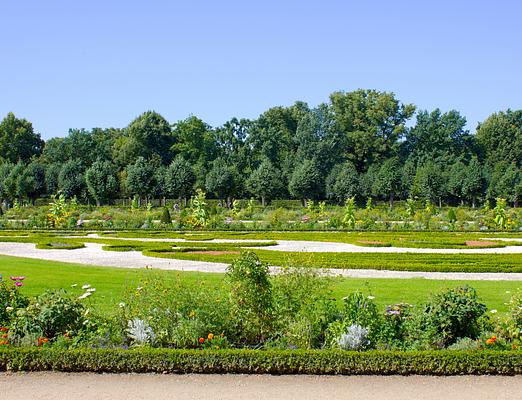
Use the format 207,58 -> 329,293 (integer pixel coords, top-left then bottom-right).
0,92 -> 520,206
0,112 -> 44,163
85,161 -> 118,206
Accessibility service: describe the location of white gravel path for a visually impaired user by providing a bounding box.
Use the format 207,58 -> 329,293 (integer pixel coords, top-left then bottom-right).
68,234 -> 522,254
2,241 -> 522,280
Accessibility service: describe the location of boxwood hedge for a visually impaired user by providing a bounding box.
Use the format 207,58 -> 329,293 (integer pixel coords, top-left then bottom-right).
1,349 -> 521,375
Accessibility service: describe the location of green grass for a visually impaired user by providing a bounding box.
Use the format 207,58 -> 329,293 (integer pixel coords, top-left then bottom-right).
143,248 -> 522,273
105,230 -> 522,248
1,255 -> 519,314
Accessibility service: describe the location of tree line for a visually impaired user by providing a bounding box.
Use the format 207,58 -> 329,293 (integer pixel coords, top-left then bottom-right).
0,89 -> 521,207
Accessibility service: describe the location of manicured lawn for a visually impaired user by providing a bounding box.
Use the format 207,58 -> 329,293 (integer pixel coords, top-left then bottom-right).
1,255 -> 519,314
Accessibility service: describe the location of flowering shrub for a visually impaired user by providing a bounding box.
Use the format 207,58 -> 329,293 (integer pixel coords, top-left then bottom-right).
0,279 -> 29,326
9,289 -> 85,345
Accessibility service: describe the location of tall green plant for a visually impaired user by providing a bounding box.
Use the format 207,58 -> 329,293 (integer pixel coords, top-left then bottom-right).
342,197 -> 356,229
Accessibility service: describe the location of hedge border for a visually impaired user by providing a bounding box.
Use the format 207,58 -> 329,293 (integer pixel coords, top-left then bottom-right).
0,349 -> 521,375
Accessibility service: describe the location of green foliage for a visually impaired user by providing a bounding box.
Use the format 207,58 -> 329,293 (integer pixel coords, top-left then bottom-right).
494,198 -> 507,229
342,197 -> 356,229
85,160 -> 118,206
187,189 -> 209,228
326,162 -> 359,203
226,252 -> 273,344
0,280 -> 29,327
10,289 -> 86,343
246,159 -> 283,206
205,158 -> 236,202
58,160 -> 85,199
125,157 -> 156,199
288,159 -> 322,201
47,194 -> 72,228
126,111 -> 174,164
1,348 -> 521,375
160,207 -> 171,225
0,112 -> 44,163
165,156 -> 195,202
408,286 -> 488,348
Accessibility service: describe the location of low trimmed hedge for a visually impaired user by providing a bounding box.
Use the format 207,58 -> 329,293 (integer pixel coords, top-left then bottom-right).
0,349 -> 521,375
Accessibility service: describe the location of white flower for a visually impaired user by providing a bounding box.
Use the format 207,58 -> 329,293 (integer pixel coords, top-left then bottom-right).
367,296 -> 375,300
78,292 -> 92,299
490,309 -> 498,314
5,306 -> 13,312
71,284 -> 77,288
119,302 -> 125,308
81,284 -> 91,289
137,286 -> 143,291
87,288 -> 96,292
506,291 -> 511,294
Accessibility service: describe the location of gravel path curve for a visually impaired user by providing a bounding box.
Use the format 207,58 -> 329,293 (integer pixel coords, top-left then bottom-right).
2,241 -> 522,280
1,372 -> 521,400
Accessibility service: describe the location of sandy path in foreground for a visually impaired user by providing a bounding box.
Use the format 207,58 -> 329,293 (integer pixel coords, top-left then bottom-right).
2,241 -> 522,280
1,372 -> 521,400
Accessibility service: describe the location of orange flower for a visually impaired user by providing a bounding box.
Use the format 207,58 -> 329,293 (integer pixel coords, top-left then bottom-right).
486,336 -> 497,345
207,333 -> 214,340
1,334 -> 7,339
198,337 -> 205,344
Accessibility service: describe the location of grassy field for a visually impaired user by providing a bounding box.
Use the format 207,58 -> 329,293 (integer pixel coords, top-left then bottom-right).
1,255 -> 519,315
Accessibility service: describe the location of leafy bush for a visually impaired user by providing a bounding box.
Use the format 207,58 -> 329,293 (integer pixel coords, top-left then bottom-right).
9,290 -> 86,344
160,207 -> 171,225
0,280 -> 29,327
405,286 -> 488,348
226,251 -> 273,344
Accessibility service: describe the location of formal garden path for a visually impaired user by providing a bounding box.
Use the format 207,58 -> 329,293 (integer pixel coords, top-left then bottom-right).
1,372 -> 521,400
2,237 -> 522,280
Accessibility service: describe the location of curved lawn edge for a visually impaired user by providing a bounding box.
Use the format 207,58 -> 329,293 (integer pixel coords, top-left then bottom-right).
1,349 -> 521,375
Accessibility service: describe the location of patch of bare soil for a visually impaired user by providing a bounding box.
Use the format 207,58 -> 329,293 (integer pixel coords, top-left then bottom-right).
465,240 -> 498,247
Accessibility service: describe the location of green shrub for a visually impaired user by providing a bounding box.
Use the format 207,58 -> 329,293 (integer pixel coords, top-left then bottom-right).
0,348 -> 521,375
9,290 -> 86,344
160,207 -> 172,225
0,280 -> 29,327
226,251 -> 273,344
406,286 -> 488,349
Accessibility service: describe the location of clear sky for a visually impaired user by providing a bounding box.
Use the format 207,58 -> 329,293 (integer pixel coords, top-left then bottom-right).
1,0 -> 520,139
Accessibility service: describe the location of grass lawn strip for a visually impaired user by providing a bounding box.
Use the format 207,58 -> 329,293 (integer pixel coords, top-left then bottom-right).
0,254 -> 519,314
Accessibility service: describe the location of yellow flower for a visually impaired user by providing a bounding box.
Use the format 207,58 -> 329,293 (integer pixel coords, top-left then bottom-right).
207,333 -> 214,340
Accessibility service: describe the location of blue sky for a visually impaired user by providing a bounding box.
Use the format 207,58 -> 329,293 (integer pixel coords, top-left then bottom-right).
1,1 -> 520,139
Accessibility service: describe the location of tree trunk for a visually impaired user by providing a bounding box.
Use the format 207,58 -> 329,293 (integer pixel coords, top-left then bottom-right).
261,196 -> 266,207
96,199 -> 101,207
389,192 -> 394,208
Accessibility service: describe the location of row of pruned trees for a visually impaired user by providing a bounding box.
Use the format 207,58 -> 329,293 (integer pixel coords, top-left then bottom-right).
0,90 -> 521,207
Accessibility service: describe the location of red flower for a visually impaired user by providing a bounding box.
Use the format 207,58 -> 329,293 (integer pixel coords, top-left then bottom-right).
198,337 -> 205,344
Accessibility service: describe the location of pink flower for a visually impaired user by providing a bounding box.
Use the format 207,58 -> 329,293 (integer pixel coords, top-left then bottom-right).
15,282 -> 23,287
